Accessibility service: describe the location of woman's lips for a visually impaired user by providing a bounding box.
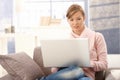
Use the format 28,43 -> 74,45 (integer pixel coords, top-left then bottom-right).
74,26 -> 79,28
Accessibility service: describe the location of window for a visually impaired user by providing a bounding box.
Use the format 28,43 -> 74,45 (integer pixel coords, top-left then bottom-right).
0,0 -> 13,32
13,0 -> 89,32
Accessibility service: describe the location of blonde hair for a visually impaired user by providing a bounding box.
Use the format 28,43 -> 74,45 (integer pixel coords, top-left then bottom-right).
66,4 -> 85,19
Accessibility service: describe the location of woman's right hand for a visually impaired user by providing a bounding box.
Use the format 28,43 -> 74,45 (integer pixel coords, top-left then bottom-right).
51,67 -> 59,73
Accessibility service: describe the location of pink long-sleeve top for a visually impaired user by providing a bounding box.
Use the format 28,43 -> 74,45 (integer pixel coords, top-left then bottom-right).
71,27 -> 108,80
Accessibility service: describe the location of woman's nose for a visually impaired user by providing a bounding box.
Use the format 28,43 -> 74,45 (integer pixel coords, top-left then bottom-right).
73,20 -> 78,25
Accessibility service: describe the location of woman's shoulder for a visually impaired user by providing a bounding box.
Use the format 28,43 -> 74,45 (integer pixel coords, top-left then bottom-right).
95,32 -> 104,40
85,28 -> 95,37
86,28 -> 104,39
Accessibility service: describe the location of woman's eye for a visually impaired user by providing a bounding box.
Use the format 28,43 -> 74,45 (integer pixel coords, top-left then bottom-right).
78,18 -> 81,20
70,19 -> 73,21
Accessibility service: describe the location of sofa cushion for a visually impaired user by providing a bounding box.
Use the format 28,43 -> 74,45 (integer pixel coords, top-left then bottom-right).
0,52 -> 44,80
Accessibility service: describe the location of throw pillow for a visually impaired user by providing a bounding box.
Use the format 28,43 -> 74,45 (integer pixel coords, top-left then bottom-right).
0,52 -> 44,80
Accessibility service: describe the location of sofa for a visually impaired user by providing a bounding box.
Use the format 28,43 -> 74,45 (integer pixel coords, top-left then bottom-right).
0,47 -> 120,80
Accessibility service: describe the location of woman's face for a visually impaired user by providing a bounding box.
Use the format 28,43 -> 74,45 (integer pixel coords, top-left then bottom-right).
67,11 -> 85,34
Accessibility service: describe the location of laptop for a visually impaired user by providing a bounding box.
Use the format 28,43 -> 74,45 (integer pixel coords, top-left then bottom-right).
40,38 -> 91,67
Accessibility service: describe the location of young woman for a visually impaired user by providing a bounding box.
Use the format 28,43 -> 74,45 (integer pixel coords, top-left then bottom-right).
39,4 -> 108,80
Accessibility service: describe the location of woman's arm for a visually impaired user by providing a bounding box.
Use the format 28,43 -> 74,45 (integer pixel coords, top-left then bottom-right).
91,32 -> 108,71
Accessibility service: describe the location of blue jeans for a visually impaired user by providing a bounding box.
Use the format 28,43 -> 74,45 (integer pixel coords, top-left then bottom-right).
39,65 -> 91,80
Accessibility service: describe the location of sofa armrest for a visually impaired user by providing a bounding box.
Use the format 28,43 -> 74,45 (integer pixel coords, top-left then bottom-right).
107,54 -> 120,69
105,69 -> 120,80
33,47 -> 51,76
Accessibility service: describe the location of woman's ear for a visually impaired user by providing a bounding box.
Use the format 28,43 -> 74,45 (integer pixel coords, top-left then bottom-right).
67,18 -> 70,23
83,16 -> 86,21
67,18 -> 69,22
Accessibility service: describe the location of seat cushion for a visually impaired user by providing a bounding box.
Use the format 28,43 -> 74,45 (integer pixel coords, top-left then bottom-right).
0,52 -> 44,80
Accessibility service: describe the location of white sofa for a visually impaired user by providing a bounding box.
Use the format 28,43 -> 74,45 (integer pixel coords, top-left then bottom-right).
0,48 -> 120,80
0,31 -> 120,80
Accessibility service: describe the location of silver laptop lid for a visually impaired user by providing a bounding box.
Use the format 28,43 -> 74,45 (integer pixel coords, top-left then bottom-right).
40,38 -> 91,67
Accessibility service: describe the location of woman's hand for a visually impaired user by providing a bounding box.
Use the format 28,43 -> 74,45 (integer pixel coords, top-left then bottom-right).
51,67 -> 59,73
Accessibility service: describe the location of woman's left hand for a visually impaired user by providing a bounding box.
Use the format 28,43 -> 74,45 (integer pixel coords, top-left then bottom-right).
51,67 -> 59,73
